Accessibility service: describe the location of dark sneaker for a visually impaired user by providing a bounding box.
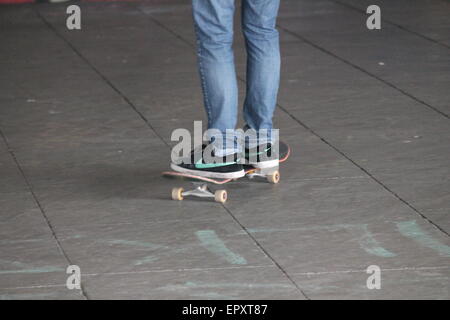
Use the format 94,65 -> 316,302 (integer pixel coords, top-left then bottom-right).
171,144 -> 245,179
244,142 -> 279,168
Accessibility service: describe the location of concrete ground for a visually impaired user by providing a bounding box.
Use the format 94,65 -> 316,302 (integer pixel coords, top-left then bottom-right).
0,0 -> 449,300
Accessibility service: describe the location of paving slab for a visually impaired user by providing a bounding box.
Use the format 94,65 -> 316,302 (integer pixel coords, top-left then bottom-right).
0,286 -> 85,300
421,209 -> 450,234
0,191 -> 51,241
55,217 -> 273,274
259,40 -> 449,238
0,237 -> 68,289
28,180 -> 231,230
83,266 -> 304,300
376,168 -> 450,218
0,139 -> 29,194
292,266 -> 450,299
336,0 -> 450,46
235,217 -> 450,274
278,0 -> 450,115
224,177 -> 407,228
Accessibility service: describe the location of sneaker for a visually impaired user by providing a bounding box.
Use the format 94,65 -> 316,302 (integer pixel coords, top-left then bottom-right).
171,144 -> 245,179
244,142 -> 279,169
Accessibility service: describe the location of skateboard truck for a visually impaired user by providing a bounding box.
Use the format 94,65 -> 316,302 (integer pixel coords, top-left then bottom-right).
171,183 -> 227,204
247,168 -> 280,184
169,169 -> 280,203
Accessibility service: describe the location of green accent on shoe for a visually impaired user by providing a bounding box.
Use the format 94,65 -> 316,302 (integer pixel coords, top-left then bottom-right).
245,146 -> 271,157
194,158 -> 237,169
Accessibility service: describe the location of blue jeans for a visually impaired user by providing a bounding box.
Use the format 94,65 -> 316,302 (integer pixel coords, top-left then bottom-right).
192,0 -> 280,156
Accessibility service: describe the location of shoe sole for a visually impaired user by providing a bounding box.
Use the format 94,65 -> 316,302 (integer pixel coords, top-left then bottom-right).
247,159 -> 279,169
170,163 -> 246,179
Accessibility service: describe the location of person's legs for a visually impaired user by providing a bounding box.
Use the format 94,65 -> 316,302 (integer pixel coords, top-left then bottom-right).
170,1 -> 244,178
192,0 -> 238,156
241,0 -> 280,148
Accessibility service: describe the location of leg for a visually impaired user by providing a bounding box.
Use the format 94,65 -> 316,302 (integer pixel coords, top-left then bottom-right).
242,0 -> 280,138
171,2 -> 244,178
192,0 -> 238,155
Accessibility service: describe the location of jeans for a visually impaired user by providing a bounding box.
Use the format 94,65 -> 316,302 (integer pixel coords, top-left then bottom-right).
192,0 -> 280,156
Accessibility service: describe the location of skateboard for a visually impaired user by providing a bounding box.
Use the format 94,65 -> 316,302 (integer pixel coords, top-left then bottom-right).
162,141 -> 290,203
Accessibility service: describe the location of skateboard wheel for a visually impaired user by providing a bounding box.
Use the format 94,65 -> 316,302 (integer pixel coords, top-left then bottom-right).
171,187 -> 184,201
214,190 -> 227,203
267,170 -> 280,184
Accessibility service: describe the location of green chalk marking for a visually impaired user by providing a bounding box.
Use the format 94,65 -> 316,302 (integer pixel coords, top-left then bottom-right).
0,259 -> 28,269
190,292 -> 233,299
104,239 -> 168,266
184,281 -> 292,289
0,266 -> 63,275
0,293 -> 54,300
0,239 -> 44,245
396,220 -> 450,257
105,239 -> 166,249
0,259 -> 64,274
162,281 -> 292,291
134,255 -> 159,266
358,224 -> 396,258
247,224 -> 396,258
196,230 -> 247,265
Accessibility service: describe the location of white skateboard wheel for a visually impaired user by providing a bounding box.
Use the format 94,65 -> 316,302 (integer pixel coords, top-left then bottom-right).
267,170 -> 280,184
171,187 -> 184,200
214,190 -> 227,203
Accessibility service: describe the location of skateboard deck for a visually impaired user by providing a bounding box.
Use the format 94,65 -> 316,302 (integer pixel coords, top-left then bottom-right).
162,141 -> 290,203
